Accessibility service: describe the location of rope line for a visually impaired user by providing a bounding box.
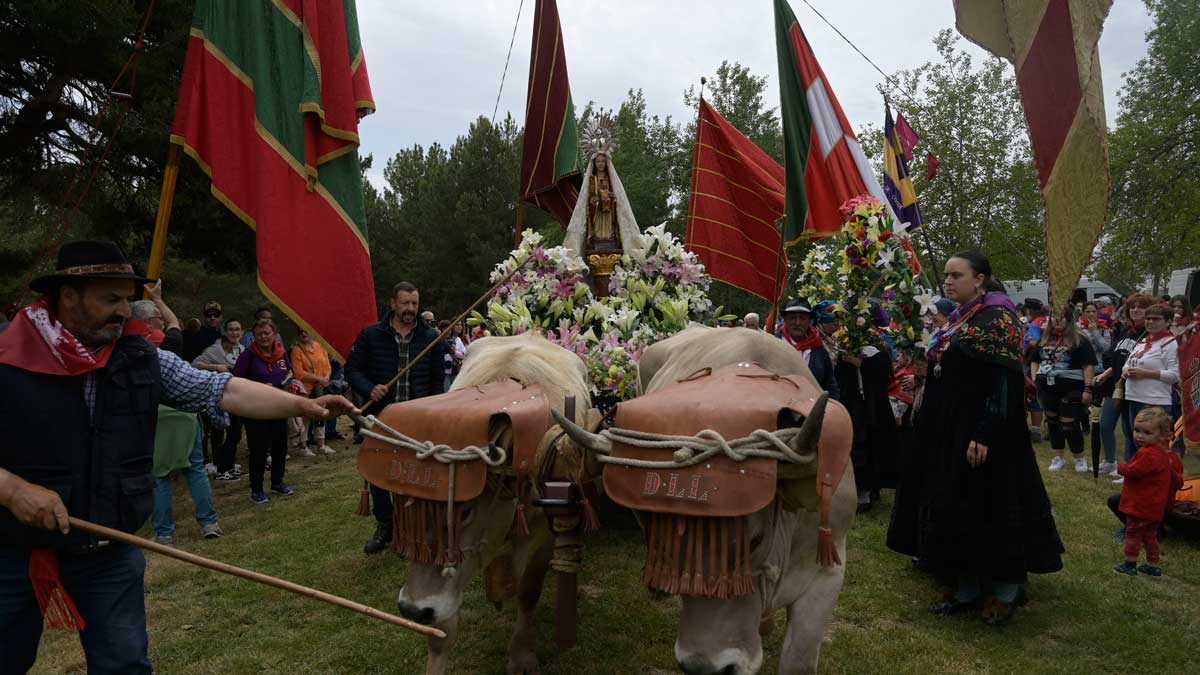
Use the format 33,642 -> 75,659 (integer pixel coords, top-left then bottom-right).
586,426 -> 818,470
358,415 -> 508,466
491,0 -> 526,125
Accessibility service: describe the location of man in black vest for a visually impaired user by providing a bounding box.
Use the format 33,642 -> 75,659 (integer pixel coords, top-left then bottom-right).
0,241 -> 357,674
345,281 -> 446,554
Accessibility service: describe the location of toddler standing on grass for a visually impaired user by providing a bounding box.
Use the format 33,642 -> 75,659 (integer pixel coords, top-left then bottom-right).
1113,406 -> 1183,577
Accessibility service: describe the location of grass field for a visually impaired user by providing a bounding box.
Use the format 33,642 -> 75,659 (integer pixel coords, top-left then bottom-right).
32,425 -> 1200,674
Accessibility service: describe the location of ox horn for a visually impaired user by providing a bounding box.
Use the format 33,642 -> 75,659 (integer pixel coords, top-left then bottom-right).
550,408 -> 612,456
789,392 -> 828,457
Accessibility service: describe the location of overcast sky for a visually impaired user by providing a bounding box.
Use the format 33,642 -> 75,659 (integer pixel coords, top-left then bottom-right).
355,0 -> 1153,186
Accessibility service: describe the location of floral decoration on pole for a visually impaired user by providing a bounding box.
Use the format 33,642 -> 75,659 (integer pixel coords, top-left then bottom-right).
796,195 -> 936,356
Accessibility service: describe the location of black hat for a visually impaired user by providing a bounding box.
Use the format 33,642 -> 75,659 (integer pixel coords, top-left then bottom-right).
781,298 -> 812,314
30,240 -> 152,294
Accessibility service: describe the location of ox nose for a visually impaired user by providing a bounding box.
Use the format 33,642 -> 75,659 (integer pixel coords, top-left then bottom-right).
679,658 -> 737,675
397,599 -> 436,625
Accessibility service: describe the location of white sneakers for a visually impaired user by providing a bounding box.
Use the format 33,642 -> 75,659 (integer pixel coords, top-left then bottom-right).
1047,456 -> 1090,472
1097,461 -> 1117,475
320,445 -> 336,456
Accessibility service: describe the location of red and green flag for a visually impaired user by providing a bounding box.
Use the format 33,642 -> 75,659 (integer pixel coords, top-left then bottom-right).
171,0 -> 376,360
519,0 -> 580,226
774,0 -> 890,243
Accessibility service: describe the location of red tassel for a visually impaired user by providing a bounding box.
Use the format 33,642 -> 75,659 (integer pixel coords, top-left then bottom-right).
392,498 -> 403,555
29,549 -> 85,630
355,480 -> 371,517
641,512 -> 658,588
680,517 -> 695,595
515,503 -> 530,536
579,495 -> 600,533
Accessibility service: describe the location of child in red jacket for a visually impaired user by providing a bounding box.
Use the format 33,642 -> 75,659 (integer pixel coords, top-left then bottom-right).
1114,407 -> 1182,577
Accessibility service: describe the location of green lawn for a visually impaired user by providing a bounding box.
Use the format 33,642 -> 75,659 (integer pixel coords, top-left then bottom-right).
32,427 -> 1200,674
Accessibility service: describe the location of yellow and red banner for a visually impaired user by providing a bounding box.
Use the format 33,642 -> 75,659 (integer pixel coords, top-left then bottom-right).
171,0 -> 377,360
955,0 -> 1112,312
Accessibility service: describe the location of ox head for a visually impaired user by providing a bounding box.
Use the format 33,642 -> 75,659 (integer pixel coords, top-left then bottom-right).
554,380 -> 851,675
396,334 -> 592,631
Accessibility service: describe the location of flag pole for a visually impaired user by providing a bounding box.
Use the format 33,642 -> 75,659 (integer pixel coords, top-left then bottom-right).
145,144 -> 181,285
770,216 -> 787,328
514,201 -> 525,249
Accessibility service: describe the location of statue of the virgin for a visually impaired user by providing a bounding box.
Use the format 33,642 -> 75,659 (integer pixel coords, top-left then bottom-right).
562,113 -> 643,259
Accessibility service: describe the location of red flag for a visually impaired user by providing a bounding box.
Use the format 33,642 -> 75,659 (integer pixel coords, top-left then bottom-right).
686,99 -> 786,302
519,0 -> 580,226
1180,327 -> 1200,447
926,153 -> 941,180
171,1 -> 376,360
895,114 -> 919,162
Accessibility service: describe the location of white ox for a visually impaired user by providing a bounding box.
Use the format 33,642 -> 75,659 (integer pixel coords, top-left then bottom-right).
395,333 -> 592,675
558,326 -> 857,675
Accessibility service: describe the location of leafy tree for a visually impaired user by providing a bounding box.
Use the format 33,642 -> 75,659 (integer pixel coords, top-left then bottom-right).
1094,0 -> 1200,294
858,30 -> 1045,283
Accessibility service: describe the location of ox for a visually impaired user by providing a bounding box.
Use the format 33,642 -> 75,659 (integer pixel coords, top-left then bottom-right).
392,333 -> 593,674
557,326 -> 856,675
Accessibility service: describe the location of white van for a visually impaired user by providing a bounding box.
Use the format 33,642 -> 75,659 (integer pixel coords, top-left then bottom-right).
1167,267 -> 1198,302
1004,277 -> 1120,307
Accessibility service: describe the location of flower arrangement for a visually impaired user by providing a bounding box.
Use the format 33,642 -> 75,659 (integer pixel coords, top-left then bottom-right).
474,226 -> 721,400
470,230 -> 594,337
794,195 -> 935,356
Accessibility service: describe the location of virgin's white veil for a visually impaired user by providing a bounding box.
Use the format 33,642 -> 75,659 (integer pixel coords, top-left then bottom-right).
562,153 -> 642,259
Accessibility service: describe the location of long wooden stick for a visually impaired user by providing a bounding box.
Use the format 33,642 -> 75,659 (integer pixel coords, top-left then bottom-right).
68,517 -> 445,639
360,254 -> 533,415
145,144 -> 181,285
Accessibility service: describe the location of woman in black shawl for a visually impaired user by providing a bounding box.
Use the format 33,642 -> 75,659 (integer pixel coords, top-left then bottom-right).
887,251 -> 1063,624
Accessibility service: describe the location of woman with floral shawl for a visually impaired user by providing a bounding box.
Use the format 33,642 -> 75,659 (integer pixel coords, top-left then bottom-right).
887,251 -> 1063,625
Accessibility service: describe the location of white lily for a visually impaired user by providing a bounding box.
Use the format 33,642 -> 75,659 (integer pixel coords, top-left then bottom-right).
914,290 -> 938,316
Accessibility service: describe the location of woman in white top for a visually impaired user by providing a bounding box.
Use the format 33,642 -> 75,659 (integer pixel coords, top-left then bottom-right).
1119,304 -> 1180,485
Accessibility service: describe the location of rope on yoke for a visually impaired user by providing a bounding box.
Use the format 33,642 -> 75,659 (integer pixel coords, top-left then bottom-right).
356,414 -> 508,466
585,426 -> 818,469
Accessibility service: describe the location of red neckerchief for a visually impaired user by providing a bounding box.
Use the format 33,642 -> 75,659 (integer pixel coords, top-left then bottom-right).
1132,330 -> 1172,359
0,296 -> 145,376
249,339 -> 286,364
782,326 -> 824,352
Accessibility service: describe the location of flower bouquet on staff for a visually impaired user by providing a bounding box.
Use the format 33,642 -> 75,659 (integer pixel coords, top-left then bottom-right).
794,194 -> 935,357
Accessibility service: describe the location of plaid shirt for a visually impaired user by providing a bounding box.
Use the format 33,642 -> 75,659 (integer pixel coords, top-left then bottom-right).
82,349 -> 233,421
393,331 -> 411,402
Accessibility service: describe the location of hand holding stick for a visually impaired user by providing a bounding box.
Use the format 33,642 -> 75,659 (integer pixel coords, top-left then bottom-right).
360,255 -> 533,415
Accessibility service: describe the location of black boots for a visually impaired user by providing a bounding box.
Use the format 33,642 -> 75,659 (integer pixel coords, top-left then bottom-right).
363,521 -> 393,555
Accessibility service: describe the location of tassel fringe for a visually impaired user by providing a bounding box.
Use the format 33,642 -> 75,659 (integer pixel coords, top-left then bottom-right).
640,513 -> 754,599
30,549 -> 85,630
391,495 -> 464,566
355,480 -> 371,516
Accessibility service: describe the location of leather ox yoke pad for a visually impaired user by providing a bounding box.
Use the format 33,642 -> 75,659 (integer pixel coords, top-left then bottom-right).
357,380 -> 551,502
605,363 -> 835,518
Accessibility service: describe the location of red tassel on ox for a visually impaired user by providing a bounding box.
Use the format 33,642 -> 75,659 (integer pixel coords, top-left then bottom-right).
29,549 -> 85,630
355,480 -> 371,517
816,526 -> 840,568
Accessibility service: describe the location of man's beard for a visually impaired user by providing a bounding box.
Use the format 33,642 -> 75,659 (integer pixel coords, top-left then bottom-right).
399,311 -> 417,325
68,305 -> 123,347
